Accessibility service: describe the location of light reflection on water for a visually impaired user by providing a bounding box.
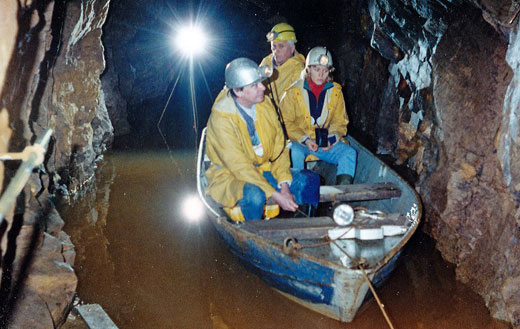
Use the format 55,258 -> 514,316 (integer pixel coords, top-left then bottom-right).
60,151 -> 509,329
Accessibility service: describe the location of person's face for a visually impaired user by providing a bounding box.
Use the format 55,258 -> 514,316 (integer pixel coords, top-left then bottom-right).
308,65 -> 330,85
270,41 -> 295,66
235,82 -> 266,108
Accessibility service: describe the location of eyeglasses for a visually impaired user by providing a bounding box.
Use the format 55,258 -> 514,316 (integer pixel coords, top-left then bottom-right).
266,29 -> 294,42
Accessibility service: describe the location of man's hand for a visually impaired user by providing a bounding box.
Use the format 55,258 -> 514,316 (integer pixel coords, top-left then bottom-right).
305,139 -> 319,152
270,185 -> 298,212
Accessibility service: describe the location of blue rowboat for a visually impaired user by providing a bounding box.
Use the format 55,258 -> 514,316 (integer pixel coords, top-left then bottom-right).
196,128 -> 421,322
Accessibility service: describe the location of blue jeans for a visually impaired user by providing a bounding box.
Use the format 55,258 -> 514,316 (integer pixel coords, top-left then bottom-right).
290,141 -> 357,177
238,170 -> 320,221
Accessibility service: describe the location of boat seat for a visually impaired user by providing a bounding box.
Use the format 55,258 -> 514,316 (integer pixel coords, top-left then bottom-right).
319,182 -> 401,202
241,213 -> 407,240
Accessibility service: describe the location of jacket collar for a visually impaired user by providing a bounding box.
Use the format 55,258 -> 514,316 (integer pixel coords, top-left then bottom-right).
303,79 -> 334,92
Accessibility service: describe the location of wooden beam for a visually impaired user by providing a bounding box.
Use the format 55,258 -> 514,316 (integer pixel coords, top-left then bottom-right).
242,214 -> 406,240
319,182 -> 401,202
243,217 -> 335,239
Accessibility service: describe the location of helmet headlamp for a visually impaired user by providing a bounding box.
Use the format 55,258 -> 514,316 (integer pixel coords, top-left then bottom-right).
260,65 -> 273,79
266,29 -> 295,42
318,54 -> 330,66
305,46 -> 334,71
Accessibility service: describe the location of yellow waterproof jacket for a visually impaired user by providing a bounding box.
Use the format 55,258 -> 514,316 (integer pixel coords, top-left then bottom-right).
260,52 -> 305,106
205,89 -> 292,208
279,78 -> 348,144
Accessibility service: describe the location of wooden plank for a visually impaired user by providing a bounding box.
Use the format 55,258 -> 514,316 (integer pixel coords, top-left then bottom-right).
319,182 -> 401,202
241,214 -> 406,240
243,217 -> 335,239
75,304 -> 119,329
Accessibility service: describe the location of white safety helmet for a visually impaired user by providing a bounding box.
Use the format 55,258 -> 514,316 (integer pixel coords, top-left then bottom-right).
305,46 -> 334,71
225,58 -> 273,89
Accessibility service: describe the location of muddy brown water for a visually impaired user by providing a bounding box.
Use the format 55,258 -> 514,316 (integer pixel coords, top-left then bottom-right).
60,152 -> 510,329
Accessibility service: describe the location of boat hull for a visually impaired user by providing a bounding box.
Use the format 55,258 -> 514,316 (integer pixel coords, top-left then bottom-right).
197,128 -> 421,322
210,215 -> 403,322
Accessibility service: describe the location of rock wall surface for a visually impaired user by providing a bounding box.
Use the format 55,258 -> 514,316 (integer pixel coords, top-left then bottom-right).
0,0 -> 112,327
0,0 -> 17,191
101,0 -> 175,148
39,0 -> 113,192
340,0 -> 520,325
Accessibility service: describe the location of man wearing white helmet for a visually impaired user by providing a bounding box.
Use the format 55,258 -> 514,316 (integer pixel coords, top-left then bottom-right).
260,23 -> 305,107
205,58 -> 319,221
280,47 -> 357,185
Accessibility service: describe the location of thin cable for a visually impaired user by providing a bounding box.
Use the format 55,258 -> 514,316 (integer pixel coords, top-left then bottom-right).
156,65 -> 185,172
157,70 -> 183,129
188,57 -> 199,149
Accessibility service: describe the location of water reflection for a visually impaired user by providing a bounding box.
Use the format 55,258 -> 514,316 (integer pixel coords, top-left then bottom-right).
60,151 -> 509,329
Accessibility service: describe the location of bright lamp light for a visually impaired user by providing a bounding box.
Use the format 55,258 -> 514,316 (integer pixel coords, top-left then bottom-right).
182,194 -> 205,222
175,24 -> 207,56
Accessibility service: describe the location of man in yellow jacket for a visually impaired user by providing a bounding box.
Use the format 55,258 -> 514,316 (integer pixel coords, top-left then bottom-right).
280,47 -> 357,185
260,23 -> 305,107
205,58 -> 319,221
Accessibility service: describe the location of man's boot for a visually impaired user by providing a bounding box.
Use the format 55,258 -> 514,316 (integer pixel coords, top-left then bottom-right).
336,174 -> 353,185
312,161 -> 337,185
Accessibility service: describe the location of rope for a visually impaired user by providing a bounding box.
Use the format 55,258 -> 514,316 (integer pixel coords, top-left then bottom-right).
285,207 -> 396,328
331,240 -> 395,329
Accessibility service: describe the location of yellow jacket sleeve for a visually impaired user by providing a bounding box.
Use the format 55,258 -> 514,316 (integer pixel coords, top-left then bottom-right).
280,87 -> 308,143
207,112 -> 276,199
327,84 -> 348,139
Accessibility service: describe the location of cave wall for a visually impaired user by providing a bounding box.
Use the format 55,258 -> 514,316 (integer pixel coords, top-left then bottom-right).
338,0 -> 520,324
427,9 -> 515,321
40,0 -> 113,192
0,0 -> 17,191
0,0 -> 113,327
100,0 -> 178,149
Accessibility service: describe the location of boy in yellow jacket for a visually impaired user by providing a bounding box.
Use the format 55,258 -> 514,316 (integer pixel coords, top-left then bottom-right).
280,47 -> 357,185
